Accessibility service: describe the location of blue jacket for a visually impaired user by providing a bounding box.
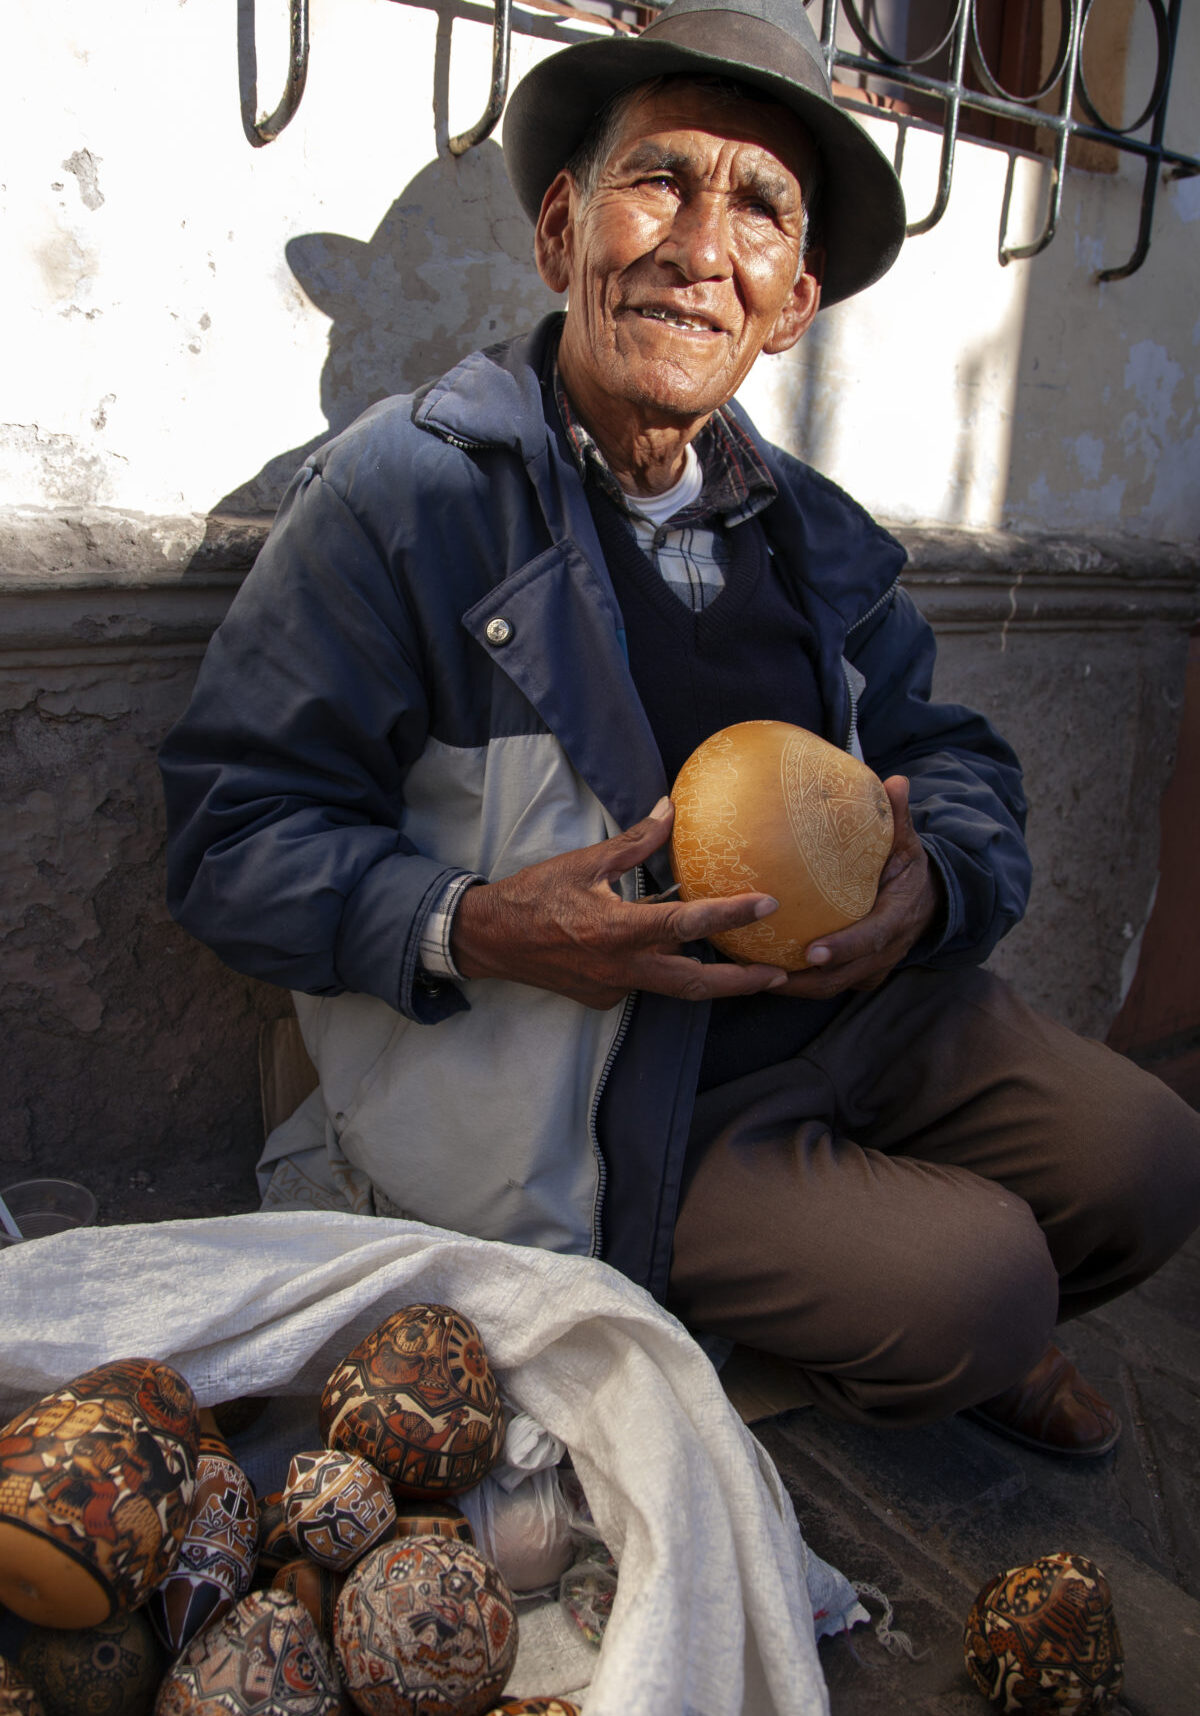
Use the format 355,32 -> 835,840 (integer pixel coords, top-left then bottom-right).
161,316 -> 1030,1299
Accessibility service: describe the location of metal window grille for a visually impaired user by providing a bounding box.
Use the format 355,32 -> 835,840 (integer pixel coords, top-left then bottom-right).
245,0 -> 1198,281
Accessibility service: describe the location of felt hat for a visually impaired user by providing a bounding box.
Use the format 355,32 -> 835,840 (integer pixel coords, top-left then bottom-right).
502,0 -> 906,307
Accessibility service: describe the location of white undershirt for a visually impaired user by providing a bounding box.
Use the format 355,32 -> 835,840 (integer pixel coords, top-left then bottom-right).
621,443 -> 703,543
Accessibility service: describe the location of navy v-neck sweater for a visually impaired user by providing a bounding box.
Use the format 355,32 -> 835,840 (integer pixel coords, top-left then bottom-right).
589,487 -> 846,1089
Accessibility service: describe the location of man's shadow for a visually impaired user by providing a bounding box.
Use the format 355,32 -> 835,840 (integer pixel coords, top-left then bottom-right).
217,138 -> 558,515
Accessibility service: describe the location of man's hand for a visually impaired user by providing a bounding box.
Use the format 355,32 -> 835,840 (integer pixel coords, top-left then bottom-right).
772,775 -> 942,999
450,798 -> 789,1009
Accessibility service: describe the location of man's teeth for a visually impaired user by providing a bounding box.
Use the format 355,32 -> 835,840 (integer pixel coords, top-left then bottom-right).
636,308 -> 712,331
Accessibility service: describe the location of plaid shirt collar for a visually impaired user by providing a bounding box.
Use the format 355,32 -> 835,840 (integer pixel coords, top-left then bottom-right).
551,353 -> 777,529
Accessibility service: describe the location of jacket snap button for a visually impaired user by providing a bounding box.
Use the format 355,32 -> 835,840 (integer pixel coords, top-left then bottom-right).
485,616 -> 513,646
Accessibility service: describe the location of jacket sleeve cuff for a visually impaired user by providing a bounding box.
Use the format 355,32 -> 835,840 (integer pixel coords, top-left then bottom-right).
332,855 -> 475,1023
900,836 -> 961,966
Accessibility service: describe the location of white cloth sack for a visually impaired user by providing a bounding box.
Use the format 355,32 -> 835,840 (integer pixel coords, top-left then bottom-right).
0,1211 -> 858,1716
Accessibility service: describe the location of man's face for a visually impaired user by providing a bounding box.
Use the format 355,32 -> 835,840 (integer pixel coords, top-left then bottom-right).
536,82 -> 821,435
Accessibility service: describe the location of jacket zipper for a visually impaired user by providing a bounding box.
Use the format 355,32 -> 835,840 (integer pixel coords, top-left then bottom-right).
432,405 -> 631,1260
585,862 -> 644,1257
437,431 -> 489,453
841,575 -> 900,751
842,664 -> 860,755
845,575 -> 900,637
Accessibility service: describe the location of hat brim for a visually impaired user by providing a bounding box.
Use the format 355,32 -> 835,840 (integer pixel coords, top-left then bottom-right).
502,33 -> 905,308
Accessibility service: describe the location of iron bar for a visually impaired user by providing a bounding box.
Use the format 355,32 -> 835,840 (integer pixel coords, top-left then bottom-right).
902,0 -> 971,238
1095,0 -> 1184,283
448,0 -> 513,157
250,0 -> 310,147
998,1 -> 1082,264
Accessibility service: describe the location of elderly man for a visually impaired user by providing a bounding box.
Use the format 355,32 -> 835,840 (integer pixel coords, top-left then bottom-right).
161,0 -> 1200,1456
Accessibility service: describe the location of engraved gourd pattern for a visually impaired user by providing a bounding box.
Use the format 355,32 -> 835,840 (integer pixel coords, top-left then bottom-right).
781,730 -> 888,917
670,730 -> 758,897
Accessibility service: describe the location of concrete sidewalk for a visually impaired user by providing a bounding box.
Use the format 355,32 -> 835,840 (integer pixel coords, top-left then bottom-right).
748,1225 -> 1200,1714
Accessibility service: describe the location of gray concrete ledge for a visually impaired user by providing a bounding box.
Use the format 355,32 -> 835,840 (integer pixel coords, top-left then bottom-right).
0,507 -> 270,581
1,511 -> 1198,659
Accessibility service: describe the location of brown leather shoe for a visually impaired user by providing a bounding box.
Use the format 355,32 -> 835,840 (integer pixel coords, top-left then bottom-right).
966,1345 -> 1121,1457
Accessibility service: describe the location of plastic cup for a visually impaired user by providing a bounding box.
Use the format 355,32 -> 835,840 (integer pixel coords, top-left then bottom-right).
0,1179 -> 98,1246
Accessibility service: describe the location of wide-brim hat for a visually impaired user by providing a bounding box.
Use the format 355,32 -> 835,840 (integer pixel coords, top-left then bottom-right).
502,0 -> 906,308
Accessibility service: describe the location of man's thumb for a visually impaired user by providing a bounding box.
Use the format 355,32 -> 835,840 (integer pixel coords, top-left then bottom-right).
610,795 -> 674,865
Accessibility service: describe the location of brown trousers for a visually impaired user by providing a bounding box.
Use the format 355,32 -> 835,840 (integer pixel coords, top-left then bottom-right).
667,966 -> 1200,1427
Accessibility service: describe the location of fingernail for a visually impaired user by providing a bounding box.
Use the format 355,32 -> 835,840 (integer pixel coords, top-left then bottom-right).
767,972 -> 788,989
650,796 -> 671,820
753,896 -> 779,919
807,945 -> 830,965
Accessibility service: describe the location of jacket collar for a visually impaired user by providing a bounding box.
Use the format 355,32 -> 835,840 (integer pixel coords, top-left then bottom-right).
413,314 -> 907,628
411,316 -> 562,465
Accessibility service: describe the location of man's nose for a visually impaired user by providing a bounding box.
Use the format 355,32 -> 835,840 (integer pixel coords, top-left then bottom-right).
657,193 -> 733,280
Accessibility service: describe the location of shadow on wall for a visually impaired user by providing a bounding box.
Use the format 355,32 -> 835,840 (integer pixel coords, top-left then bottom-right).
217,137 -> 558,515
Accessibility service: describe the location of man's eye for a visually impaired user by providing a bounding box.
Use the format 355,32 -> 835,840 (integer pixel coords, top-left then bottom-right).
638,175 -> 677,192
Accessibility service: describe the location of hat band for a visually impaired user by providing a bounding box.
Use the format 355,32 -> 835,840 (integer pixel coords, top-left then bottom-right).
639,11 -> 833,102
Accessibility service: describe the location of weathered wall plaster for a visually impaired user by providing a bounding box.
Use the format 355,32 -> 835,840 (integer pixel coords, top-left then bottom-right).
2,2 -> 1197,535
0,639 -> 281,1222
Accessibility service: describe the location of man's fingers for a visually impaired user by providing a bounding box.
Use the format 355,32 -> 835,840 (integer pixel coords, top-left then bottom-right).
643,953 -> 789,1001
591,795 -> 675,883
804,903 -> 903,971
881,775 -> 925,859
663,889 -> 780,944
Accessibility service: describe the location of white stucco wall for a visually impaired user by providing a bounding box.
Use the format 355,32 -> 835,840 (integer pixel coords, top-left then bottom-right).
1,0 -> 1197,536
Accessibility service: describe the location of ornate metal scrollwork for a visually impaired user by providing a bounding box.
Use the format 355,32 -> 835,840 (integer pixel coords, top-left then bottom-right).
809,0 -> 1197,280
242,0 -> 1197,280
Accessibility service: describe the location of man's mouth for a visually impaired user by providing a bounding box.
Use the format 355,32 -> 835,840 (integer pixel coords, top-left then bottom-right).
632,306 -> 721,333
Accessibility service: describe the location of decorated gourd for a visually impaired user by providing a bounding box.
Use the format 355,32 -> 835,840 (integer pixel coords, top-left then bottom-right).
963,1552 -> 1124,1714
283,1448 -> 396,1571
485,1704 -> 581,1715
392,1502 -> 473,1544
334,1535 -> 518,1716
17,1608 -> 162,1716
272,1557 -> 345,1642
0,1656 -> 45,1716
669,720 -> 893,969
0,1358 -> 200,1627
147,1424 -> 258,1651
320,1305 -> 504,1501
155,1589 -> 343,1716
253,1490 -> 299,1583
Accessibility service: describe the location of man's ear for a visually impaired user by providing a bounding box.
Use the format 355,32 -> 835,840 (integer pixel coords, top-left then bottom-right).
763,250 -> 823,355
534,171 -> 576,295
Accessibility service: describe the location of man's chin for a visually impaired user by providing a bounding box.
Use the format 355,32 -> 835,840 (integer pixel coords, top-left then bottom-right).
615,364 -> 736,427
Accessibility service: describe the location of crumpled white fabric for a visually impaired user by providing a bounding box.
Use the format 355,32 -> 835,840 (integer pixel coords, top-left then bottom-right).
0,1211 -> 853,1716
497,1409 -> 567,1489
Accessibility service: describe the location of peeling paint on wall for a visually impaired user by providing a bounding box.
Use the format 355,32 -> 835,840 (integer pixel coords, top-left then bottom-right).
0,424 -> 125,507
1124,339 -> 1184,427
34,230 -> 96,304
1071,434 -> 1106,483
61,149 -> 104,211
